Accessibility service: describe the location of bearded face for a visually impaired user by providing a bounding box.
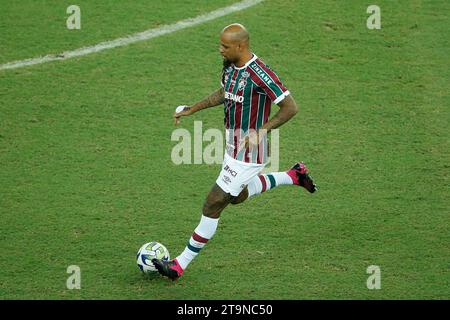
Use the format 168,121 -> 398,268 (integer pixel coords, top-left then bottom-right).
222,58 -> 232,70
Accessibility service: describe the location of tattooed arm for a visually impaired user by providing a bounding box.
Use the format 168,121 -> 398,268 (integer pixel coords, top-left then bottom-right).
173,87 -> 225,125
190,87 -> 225,112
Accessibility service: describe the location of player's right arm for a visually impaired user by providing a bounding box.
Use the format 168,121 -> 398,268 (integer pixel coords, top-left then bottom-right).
173,87 -> 224,125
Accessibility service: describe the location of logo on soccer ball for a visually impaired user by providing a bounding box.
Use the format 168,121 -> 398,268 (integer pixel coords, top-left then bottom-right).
136,241 -> 170,273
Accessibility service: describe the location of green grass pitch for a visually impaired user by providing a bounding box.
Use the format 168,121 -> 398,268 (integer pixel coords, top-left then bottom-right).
0,0 -> 448,299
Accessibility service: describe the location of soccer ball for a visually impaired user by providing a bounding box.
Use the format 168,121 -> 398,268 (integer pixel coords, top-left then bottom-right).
136,241 -> 170,273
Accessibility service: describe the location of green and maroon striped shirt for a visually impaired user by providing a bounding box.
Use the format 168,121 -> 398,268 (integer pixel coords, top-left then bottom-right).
221,54 -> 290,164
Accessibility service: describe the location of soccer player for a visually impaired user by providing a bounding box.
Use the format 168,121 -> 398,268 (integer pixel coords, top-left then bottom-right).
152,23 -> 316,280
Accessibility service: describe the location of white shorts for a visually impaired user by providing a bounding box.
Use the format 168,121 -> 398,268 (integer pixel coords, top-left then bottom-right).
215,153 -> 266,197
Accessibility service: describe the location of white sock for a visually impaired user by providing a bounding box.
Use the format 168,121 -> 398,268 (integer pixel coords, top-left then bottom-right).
247,172 -> 293,197
176,215 -> 219,270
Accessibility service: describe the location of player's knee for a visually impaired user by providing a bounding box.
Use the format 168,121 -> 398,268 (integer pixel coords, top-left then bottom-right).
203,191 -> 230,217
230,195 -> 244,205
230,188 -> 248,205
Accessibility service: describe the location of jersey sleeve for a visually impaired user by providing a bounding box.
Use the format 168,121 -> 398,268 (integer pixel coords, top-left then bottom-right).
251,62 -> 290,104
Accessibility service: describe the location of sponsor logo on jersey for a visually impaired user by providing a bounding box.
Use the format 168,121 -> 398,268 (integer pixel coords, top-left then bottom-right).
250,64 -> 273,86
224,92 -> 244,103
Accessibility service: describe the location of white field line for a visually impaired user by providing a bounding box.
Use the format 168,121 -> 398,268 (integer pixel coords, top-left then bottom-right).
0,0 -> 264,71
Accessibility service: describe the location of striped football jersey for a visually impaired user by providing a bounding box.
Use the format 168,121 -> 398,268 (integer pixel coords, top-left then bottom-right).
221,54 -> 290,164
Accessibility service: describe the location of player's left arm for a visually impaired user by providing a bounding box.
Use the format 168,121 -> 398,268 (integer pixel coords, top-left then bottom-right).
244,95 -> 298,148
245,63 -> 298,147
254,63 -> 298,134
261,95 -> 298,132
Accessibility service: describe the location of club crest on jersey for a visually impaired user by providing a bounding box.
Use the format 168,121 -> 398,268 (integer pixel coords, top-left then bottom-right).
225,91 -> 244,103
238,78 -> 247,91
